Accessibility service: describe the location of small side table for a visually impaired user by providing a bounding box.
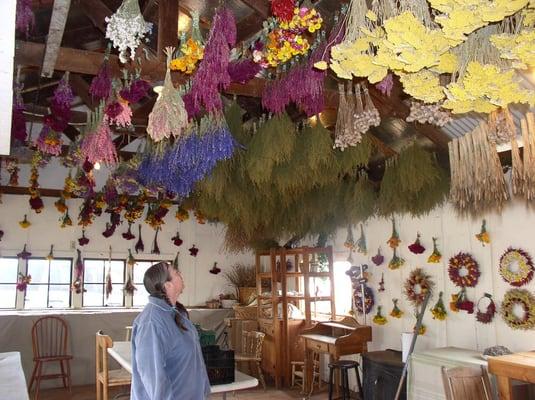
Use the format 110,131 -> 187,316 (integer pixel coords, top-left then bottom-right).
362,350 -> 406,400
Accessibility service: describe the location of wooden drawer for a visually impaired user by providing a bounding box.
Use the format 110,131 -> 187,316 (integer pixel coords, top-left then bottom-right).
307,339 -> 329,353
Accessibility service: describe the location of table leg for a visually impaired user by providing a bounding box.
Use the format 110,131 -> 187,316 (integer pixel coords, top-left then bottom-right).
496,376 -> 513,400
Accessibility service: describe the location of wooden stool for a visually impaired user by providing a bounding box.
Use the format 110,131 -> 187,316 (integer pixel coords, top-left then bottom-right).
328,360 -> 362,400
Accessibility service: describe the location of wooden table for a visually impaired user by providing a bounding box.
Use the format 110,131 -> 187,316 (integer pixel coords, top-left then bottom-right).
108,341 -> 258,399
488,351 -> 535,399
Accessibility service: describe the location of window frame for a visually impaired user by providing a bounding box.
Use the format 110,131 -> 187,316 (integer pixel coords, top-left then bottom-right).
82,258 -> 126,308
24,257 -> 73,309
131,259 -> 167,308
0,256 -> 20,309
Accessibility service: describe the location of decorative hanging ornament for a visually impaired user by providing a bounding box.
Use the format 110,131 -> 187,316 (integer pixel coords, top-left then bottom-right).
354,285 -> 374,315
172,231 -> 183,247
408,233 -> 425,254
387,218 -> 400,249
357,224 -> 367,255
501,289 -> 535,330
431,291 -> 447,321
476,293 -> 496,324
475,219 -> 490,246
16,273 -> 32,292
427,237 -> 442,263
404,268 -> 434,308
189,245 -> 199,257
105,0 -> 153,63
135,224 -> 144,253
499,247 -> 534,287
448,252 -> 480,288
78,229 -> 90,246
373,306 -> 388,325
209,262 -> 221,275
388,248 -> 405,270
390,299 -> 403,318
372,248 -> 384,266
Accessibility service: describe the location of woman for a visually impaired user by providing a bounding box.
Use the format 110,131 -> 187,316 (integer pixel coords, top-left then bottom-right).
131,262 -> 210,400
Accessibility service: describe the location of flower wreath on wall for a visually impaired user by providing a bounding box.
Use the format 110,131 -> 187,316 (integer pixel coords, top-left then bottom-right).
476,293 -> 497,324
448,252 -> 480,313
499,248 -> 534,287
501,289 -> 535,330
404,268 -> 435,308
354,285 -> 374,315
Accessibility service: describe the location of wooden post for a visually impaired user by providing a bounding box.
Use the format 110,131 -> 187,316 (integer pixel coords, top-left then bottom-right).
157,0 -> 179,60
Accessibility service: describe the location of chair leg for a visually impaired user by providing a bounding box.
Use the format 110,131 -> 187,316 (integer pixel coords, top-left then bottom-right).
341,370 -> 349,400
34,361 -> 43,400
103,379 -> 109,400
59,360 -> 67,388
28,361 -> 38,392
65,359 -> 72,392
328,367 -> 335,400
96,379 -> 101,400
354,365 -> 362,396
256,361 -> 266,391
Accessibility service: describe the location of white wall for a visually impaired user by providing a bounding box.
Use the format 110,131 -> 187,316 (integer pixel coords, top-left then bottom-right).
328,200 -> 535,356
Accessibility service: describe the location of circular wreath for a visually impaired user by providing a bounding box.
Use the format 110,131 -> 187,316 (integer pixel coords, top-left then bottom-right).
476,293 -> 497,324
501,289 -> 535,330
499,248 -> 534,287
353,285 -> 374,315
404,268 -> 434,307
448,252 -> 480,288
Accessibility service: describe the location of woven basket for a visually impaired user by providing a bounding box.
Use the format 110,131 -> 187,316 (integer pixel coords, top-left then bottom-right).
233,305 -> 257,320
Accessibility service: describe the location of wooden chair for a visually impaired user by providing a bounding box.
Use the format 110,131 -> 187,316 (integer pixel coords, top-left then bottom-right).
96,331 -> 131,400
291,352 -> 322,392
235,331 -> 266,390
28,316 -> 72,400
441,366 -> 493,400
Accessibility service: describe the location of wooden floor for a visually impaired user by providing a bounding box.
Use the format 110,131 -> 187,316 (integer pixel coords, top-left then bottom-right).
37,384 -> 333,399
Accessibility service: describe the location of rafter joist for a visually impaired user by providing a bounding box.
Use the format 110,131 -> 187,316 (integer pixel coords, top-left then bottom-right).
157,0 -> 179,60
239,0 -> 270,19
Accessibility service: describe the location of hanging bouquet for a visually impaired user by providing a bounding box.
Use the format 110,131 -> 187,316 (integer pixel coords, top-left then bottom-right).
176,206 -> 190,222
450,287 -> 474,314
476,293 -> 496,324
387,218 -> 401,248
356,224 -> 367,254
373,306 -> 388,325
372,248 -> 384,266
404,268 -> 434,308
388,248 -> 405,270
81,104 -> 118,167
475,219 -> 490,245
390,298 -> 403,318
78,229 -> 90,246
28,161 -> 44,213
16,273 -> 32,292
17,244 -> 32,260
61,210 -> 73,228
71,249 -> 85,294
427,237 -> 442,263
6,158 -> 20,186
19,214 -> 31,229
408,233 -> 425,254
431,291 -> 447,320
170,12 -> 204,75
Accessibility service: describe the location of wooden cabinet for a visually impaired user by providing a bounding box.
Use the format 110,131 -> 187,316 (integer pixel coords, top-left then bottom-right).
255,246 -> 335,387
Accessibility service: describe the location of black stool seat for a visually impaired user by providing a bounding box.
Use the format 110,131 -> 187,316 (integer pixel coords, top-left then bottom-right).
328,360 -> 362,400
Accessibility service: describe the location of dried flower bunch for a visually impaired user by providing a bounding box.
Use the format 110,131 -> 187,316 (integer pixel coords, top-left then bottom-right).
406,100 -> 452,127
223,263 -> 256,291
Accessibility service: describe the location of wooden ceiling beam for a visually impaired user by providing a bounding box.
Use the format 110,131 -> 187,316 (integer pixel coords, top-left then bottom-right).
157,0 -> 179,60
69,74 -> 96,111
239,0 -> 270,19
41,0 -> 72,77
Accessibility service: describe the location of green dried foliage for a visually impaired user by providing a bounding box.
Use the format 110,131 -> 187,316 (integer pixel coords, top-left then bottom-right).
378,143 -> 449,217
335,135 -> 374,175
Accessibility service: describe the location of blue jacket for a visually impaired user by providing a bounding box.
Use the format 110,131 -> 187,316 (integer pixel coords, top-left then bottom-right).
131,296 -> 211,400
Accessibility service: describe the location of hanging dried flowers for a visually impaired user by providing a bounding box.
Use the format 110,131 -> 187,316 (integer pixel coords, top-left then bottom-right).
209,262 -> 221,275
453,287 -> 475,314
404,268 -> 434,308
122,222 -> 135,240
390,298 -> 403,318
344,225 -> 356,250
0,229 -> 3,242
431,291 -> 448,320
378,273 -> 385,292
176,207 -> 189,222
61,210 -> 72,228
173,252 -> 180,270
427,237 -> 442,263
17,244 -> 32,260
189,245 -> 199,257
356,224 -> 367,255
475,220 -> 490,245
124,271 -> 137,295
78,229 -> 89,246
151,228 -> 160,255
46,245 -> 54,261
28,156 -> 44,213
408,233 -> 426,254
375,73 -> 394,97
71,249 -> 85,294
54,197 -> 67,214
16,0 -> 34,37
16,272 -> 31,292
194,210 -> 206,224
227,59 -> 261,84
476,293 -> 496,324
172,231 -> 183,247
373,306 -> 388,325
135,224 -> 144,253
499,248 -> 534,287
354,284 -> 374,315
170,12 -> 204,75
406,100 -> 452,127
271,0 -> 295,21
6,159 -> 20,186
106,99 -> 132,128
81,105 -> 118,167
388,248 -> 405,270
11,72 -> 27,145
448,252 -> 480,288
105,0 -> 152,63
501,288 -> 535,330
387,218 -> 400,249
89,57 -> 112,101
372,248 -> 384,266
19,214 -> 31,229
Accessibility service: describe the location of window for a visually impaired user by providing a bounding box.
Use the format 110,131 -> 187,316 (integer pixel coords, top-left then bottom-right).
333,261 -> 352,315
0,257 -> 19,309
83,259 -> 125,307
25,258 -> 72,309
132,261 -> 159,307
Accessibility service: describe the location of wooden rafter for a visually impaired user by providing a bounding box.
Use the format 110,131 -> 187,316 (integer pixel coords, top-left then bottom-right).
41,0 -> 71,77
69,74 -> 96,111
239,0 -> 270,19
157,0 -> 179,59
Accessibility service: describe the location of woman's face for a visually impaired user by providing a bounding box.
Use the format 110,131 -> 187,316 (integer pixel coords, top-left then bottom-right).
164,268 -> 184,304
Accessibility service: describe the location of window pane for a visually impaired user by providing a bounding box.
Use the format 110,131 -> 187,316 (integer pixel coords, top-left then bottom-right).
133,284 -> 149,307
133,261 -> 154,283
0,258 -> 19,282
105,284 -> 124,307
49,260 -> 71,284
109,261 -> 125,283
0,285 -> 17,308
27,259 -> 49,284
49,285 -> 70,308
25,285 -> 48,309
84,260 -> 104,283
84,284 -> 104,307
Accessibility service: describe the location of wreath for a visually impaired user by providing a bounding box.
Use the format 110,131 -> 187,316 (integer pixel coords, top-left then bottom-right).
499,248 -> 534,287
448,252 -> 480,287
476,293 -> 497,324
353,285 -> 374,315
404,268 -> 434,307
501,289 -> 535,330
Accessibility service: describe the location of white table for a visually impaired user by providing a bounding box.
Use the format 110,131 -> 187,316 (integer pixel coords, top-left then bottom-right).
108,341 -> 258,399
0,352 -> 30,400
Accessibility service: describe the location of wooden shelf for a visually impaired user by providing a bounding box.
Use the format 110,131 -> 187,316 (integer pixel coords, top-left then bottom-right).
308,272 -> 331,277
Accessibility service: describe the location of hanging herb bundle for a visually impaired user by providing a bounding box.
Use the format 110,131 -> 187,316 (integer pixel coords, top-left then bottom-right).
105,0 -> 152,63
187,7 -> 236,116
408,233 -> 425,254
16,0 -> 34,37
81,103 -> 118,166
17,244 -> 32,260
373,306 -> 388,325
28,158 -> 44,213
475,219 -> 490,245
388,248 -> 405,270
431,291 -> 447,320
387,218 -> 400,248
135,224 -> 144,253
71,249 -> 85,294
427,237 -> 442,263
356,224 -> 367,254
78,229 -> 89,246
390,298 -> 403,318
6,159 -> 20,186
378,143 -> 449,217
372,248 -> 384,266
151,228 -> 161,255
105,247 -> 113,299
147,47 -> 189,142
342,172 -> 377,222
89,55 -> 112,101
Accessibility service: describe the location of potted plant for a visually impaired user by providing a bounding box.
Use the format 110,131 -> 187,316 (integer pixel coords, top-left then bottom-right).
223,263 -> 256,305
219,293 -> 238,309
